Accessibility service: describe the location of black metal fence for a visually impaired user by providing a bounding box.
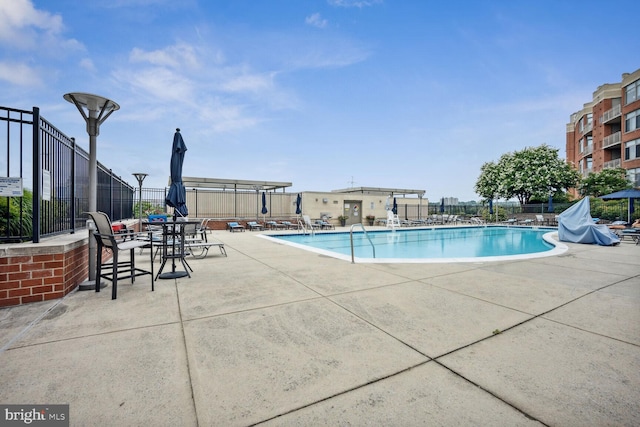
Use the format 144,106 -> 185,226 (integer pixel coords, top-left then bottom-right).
1,105 -> 134,243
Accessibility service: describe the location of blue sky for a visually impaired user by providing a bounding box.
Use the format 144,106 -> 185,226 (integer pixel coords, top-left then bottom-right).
1,0 -> 638,201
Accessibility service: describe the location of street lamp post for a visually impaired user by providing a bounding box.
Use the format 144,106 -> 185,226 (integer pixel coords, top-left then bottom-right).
64,92 -> 120,291
132,173 -> 148,232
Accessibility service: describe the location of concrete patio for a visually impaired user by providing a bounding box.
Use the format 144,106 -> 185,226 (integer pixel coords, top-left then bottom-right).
1,228 -> 639,426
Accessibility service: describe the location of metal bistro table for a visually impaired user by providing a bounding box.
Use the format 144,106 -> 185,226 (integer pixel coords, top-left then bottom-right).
153,220 -> 201,280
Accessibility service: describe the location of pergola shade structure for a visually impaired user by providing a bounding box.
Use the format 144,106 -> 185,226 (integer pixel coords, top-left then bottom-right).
176,177 -> 293,219
180,177 -> 292,192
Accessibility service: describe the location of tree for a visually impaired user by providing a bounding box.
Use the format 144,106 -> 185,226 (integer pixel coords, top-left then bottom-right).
578,168 -> 630,197
475,145 -> 581,208
474,161 -> 501,200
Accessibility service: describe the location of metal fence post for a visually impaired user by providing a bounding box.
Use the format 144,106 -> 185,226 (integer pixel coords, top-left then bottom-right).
31,107 -> 41,243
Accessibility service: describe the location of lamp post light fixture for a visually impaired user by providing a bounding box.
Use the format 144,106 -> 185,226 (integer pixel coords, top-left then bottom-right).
132,173 -> 148,232
64,92 -> 120,291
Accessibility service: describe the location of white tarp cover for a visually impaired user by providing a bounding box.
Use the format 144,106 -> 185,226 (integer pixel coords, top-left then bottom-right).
558,197 -> 620,246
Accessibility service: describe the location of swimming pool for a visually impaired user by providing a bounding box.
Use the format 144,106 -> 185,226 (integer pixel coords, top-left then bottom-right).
259,226 -> 567,263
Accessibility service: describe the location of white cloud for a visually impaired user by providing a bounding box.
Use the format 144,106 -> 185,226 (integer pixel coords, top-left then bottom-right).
305,13 -> 327,29
79,58 -> 96,72
221,72 -> 274,93
129,43 -> 200,69
117,66 -> 196,102
0,61 -> 42,86
0,0 -> 70,50
328,0 -> 383,8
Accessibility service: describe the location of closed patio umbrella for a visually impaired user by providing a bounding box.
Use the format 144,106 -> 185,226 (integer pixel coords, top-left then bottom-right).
165,128 -> 188,219
295,193 -> 302,216
548,195 -> 554,213
261,191 -> 268,222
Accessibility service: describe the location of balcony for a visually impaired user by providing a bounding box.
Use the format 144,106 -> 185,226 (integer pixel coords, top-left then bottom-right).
604,158 -> 622,169
582,145 -> 593,157
603,131 -> 621,149
581,122 -> 593,135
600,104 -> 622,124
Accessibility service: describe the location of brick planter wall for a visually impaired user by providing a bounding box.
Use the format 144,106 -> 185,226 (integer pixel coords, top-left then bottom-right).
0,234 -> 89,308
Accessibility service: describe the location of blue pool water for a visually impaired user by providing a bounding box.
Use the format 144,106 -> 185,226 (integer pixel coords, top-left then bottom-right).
260,226 -> 567,263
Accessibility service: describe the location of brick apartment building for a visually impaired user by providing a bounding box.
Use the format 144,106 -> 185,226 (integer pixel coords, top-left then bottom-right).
566,68 -> 640,187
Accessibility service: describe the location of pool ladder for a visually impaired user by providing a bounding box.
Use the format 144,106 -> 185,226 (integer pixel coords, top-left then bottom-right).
350,223 -> 375,263
297,218 -> 314,236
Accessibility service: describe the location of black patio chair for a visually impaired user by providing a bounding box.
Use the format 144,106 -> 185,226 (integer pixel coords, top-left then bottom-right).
88,212 -> 154,300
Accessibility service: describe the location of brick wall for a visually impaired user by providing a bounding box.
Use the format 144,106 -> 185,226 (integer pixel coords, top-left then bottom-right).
0,234 -> 88,308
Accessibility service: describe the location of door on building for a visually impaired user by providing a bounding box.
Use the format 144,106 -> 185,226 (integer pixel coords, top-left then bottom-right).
343,200 -> 362,225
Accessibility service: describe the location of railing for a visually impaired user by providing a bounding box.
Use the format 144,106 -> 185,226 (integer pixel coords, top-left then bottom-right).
350,223 -> 375,263
581,122 -> 593,135
1,105 -> 133,242
600,104 -> 622,124
297,218 -> 313,235
603,158 -> 622,169
603,131 -> 621,149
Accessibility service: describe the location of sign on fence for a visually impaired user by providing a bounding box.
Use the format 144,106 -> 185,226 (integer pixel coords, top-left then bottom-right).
0,177 -> 23,197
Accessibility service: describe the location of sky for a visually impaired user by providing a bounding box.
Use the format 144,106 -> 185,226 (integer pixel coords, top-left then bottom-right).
1,0 -> 639,202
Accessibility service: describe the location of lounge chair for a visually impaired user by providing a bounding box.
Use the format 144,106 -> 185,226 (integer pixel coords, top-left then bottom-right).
470,217 -> 485,225
247,221 -> 264,231
265,221 -> 286,230
315,219 -> 334,230
535,214 -> 545,225
227,222 -> 245,232
184,239 -> 227,258
280,221 -> 298,230
616,228 -> 640,244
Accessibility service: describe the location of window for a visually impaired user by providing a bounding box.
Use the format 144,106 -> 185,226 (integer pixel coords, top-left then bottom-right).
625,109 -> 640,133
627,168 -> 640,187
626,80 -> 639,105
625,138 -> 640,161
586,113 -> 592,126
579,137 -> 584,153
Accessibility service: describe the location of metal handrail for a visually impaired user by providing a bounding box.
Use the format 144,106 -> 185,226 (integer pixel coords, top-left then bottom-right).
298,218 -> 313,235
350,223 -> 375,263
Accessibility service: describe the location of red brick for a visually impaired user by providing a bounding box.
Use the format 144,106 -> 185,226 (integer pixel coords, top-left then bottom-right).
22,295 -> 44,304
44,261 -> 64,269
0,298 -> 21,307
32,270 -> 53,279
8,272 -> 30,281
44,276 -> 62,285
0,281 -> 20,290
21,262 -> 44,271
8,256 -> 31,263
9,288 -> 30,297
33,254 -> 55,262
21,278 -> 43,287
44,292 -> 65,301
0,264 -> 21,273
32,285 -> 53,294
